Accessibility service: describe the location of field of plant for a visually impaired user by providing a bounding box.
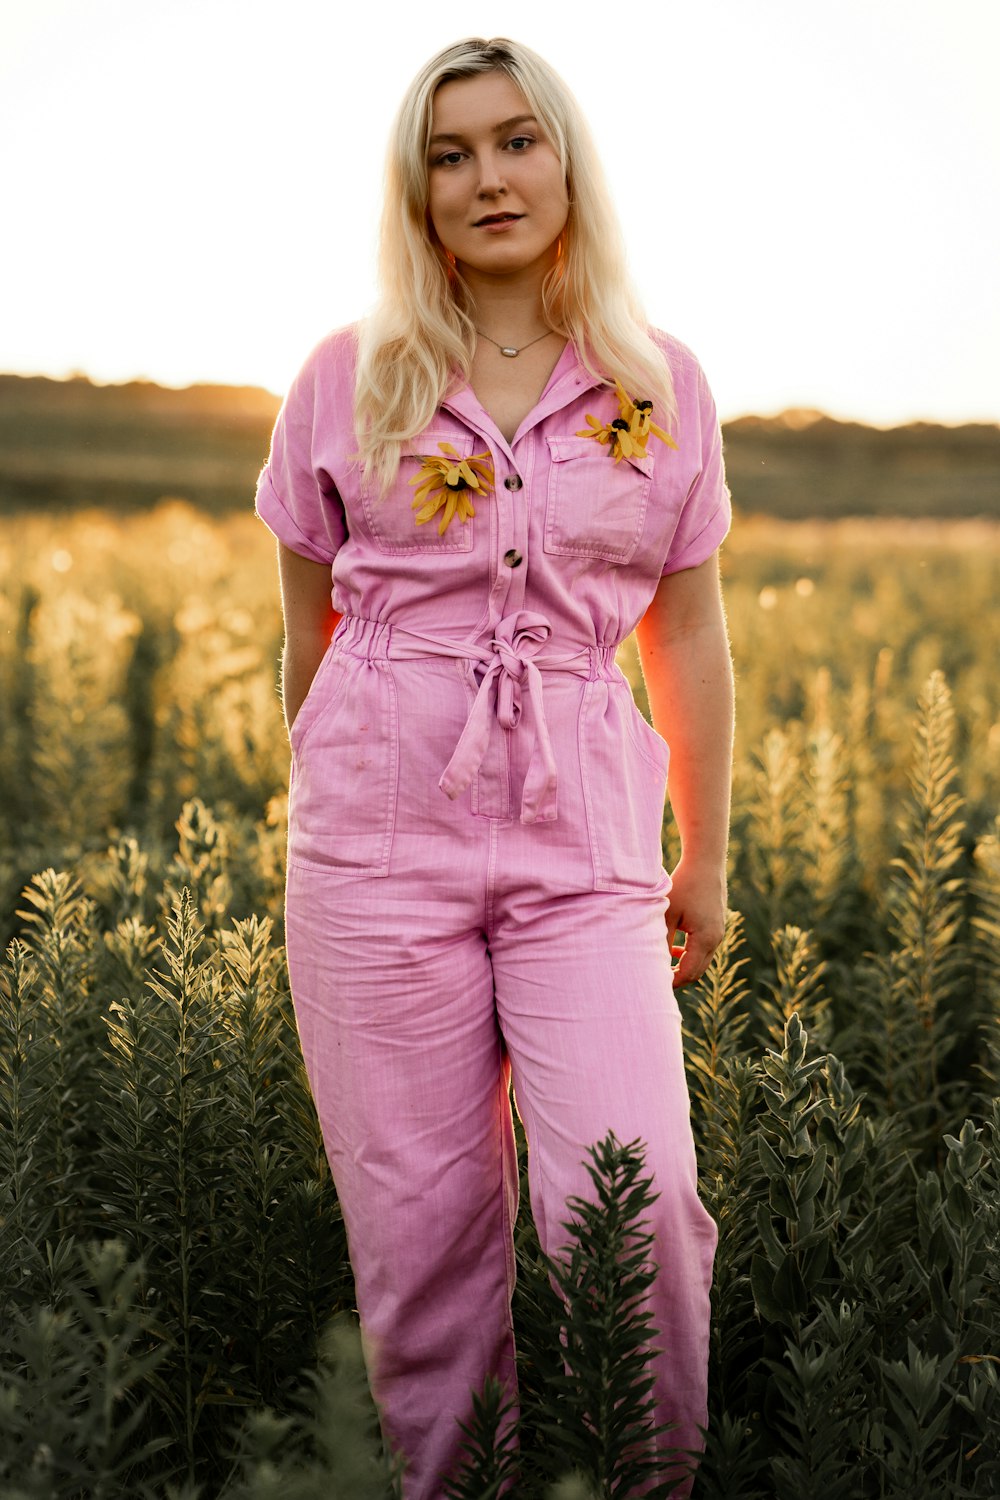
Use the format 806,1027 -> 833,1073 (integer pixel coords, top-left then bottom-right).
1,501 -> 999,1497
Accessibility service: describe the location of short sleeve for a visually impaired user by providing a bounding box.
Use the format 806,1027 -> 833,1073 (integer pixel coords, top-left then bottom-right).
254,347 -> 348,566
661,362 -> 732,575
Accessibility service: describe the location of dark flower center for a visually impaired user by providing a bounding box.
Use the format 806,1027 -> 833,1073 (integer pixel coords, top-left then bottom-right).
445,477 -> 469,490
635,399 -> 653,412
611,418 -> 629,431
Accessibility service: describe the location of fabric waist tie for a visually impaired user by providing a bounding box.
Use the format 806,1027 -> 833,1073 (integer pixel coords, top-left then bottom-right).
334,612 -> 618,825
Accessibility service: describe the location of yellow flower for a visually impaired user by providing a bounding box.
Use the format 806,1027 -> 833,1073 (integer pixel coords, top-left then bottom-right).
576,380 -> 678,463
408,443 -> 495,536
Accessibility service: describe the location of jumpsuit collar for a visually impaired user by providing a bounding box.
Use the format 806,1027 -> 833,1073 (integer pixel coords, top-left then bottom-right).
440,339 -> 606,454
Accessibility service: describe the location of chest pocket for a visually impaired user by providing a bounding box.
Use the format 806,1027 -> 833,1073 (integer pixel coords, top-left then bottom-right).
543,436 -> 653,565
361,431 -> 478,555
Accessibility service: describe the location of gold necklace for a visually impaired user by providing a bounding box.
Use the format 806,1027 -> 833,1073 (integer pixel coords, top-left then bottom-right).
475,327 -> 555,358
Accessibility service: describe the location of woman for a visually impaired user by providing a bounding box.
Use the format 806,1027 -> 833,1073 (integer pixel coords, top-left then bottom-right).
256,37 -> 733,1500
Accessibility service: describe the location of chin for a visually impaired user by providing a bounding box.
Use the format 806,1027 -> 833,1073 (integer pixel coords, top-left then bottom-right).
460,242 -> 557,278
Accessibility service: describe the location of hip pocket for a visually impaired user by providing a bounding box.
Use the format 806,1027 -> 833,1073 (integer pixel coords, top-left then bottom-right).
288,653 -> 398,876
544,436 -> 653,564
578,680 -> 670,893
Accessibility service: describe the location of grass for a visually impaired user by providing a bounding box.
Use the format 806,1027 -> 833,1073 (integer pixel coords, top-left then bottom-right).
0,501 -> 998,1495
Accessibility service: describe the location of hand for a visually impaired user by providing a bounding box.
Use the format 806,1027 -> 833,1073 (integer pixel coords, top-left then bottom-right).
666,858 -> 727,987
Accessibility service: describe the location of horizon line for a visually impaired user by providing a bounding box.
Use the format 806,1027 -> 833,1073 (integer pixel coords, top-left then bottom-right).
1,366 -> 997,435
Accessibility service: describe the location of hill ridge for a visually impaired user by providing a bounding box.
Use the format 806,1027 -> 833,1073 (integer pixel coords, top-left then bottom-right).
1,372 -> 998,519
4,370 -> 997,442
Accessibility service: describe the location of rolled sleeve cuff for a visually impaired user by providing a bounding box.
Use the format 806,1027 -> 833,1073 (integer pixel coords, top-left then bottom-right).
662,492 -> 732,575
254,467 -> 336,565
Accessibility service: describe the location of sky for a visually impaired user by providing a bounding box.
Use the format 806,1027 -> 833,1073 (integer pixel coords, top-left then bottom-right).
2,0 -> 998,426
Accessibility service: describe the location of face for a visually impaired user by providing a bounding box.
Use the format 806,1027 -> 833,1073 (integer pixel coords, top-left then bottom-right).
426,71 -> 570,283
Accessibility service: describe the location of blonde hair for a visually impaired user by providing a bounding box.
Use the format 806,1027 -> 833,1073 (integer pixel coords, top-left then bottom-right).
354,37 -> 676,492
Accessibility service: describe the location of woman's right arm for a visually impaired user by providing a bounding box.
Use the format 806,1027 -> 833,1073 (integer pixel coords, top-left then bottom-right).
276,541 -> 341,733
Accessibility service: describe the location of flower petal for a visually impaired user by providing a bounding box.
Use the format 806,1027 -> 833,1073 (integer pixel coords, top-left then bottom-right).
407,445 -> 495,532
414,500 -> 441,525
438,492 -> 458,535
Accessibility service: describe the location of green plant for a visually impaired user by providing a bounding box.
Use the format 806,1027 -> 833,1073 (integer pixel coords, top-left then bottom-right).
1,508 -> 999,1496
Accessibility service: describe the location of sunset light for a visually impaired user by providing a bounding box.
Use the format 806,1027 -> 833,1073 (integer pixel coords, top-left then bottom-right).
3,0 -> 998,425
2,9 -> 999,1491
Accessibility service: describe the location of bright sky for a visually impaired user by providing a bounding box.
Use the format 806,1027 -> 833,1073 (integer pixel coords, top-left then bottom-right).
2,0 -> 998,425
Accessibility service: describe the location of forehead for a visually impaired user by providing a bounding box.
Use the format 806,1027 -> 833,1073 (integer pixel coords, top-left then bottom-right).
430,71 -> 533,138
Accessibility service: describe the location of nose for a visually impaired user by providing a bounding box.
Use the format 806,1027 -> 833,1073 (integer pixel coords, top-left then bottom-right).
476,152 -> 507,199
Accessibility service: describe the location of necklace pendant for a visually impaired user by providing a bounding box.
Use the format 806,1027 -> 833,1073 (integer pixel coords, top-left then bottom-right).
500,346 -> 519,358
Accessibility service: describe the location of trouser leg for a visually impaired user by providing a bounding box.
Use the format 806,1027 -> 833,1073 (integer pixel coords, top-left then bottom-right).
491,882 -> 717,1498
285,862 -> 518,1500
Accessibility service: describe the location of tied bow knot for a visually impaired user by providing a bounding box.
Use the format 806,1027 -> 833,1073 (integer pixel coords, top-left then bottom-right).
491,612 -> 551,731
439,611 -> 559,824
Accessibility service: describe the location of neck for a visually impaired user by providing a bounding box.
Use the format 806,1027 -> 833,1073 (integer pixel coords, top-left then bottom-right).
459,260 -> 553,343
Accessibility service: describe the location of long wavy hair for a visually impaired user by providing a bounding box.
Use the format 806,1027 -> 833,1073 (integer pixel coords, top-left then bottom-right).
354,37 -> 676,492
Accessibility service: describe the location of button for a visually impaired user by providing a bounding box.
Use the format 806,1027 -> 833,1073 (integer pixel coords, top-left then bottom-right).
503,549 -> 522,568
504,475 -> 523,491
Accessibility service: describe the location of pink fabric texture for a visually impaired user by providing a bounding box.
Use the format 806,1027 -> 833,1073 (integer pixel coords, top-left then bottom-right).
257,328 -> 731,1498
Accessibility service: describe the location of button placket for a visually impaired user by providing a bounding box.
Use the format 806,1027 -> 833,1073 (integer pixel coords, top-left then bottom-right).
486,465 -> 515,628
490,457 -> 528,621
503,477 -> 523,570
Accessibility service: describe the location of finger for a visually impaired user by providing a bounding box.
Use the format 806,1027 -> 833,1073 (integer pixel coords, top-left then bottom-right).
673,957 -> 704,988
670,935 -> 696,987
672,953 -> 697,988
672,937 -> 713,988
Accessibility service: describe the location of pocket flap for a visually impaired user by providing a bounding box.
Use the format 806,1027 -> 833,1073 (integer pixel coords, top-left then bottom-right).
546,434 -> 653,476
401,432 -> 479,462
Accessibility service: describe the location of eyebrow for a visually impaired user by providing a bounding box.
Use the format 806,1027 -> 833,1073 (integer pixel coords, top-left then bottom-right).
428,114 -> 539,146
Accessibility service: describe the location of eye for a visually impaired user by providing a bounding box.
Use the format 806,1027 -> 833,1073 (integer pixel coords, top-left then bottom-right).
432,150 -> 466,168
506,135 -> 535,152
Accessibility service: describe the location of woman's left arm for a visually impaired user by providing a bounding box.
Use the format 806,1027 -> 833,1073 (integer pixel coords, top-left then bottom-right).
634,550 -> 734,986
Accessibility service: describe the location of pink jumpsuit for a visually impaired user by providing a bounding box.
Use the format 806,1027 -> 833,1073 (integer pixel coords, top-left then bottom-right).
256,327 -> 730,1499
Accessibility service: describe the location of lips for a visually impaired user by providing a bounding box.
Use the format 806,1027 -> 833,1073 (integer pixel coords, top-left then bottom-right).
474,213 -> 523,226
